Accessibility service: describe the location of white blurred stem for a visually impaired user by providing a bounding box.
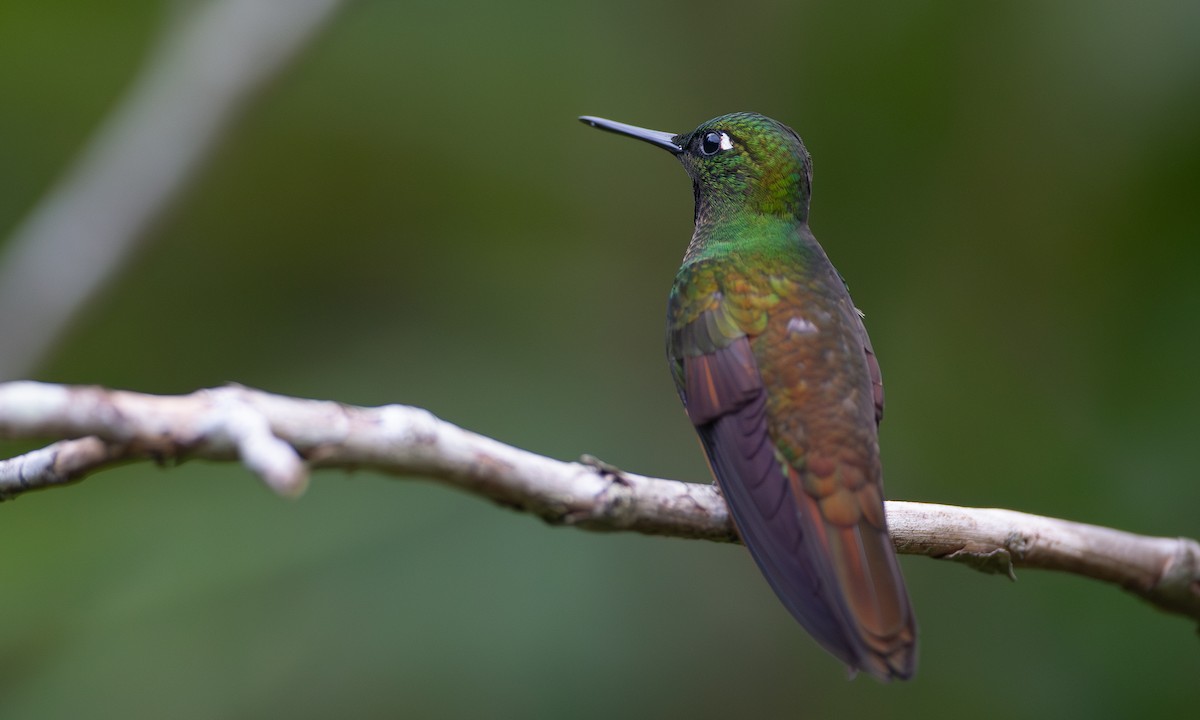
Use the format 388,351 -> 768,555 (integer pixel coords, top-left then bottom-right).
0,0 -> 350,380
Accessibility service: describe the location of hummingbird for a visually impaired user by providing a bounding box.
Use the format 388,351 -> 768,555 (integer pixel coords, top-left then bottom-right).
580,112 -> 917,680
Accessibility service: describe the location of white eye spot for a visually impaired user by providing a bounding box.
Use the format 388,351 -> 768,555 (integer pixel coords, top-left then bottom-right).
787,316 -> 819,336
700,131 -> 735,156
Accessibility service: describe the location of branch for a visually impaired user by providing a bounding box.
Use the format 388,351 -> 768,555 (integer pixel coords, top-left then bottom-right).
2,381 -> 1197,627
0,0 -> 350,379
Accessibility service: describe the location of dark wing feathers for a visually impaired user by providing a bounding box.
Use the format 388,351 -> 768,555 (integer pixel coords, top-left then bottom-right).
696,389 -> 862,661
682,334 -> 760,425
856,310 -> 885,426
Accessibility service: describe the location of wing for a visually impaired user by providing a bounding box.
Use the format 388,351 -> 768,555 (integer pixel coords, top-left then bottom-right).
858,309 -> 885,426
668,261 -> 915,680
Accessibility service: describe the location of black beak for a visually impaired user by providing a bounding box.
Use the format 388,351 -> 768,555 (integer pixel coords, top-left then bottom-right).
579,116 -> 683,154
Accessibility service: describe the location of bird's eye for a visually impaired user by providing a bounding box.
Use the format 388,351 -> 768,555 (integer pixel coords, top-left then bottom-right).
700,131 -> 732,156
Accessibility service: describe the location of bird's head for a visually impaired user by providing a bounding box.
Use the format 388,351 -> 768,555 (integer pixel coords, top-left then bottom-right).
580,112 -> 813,224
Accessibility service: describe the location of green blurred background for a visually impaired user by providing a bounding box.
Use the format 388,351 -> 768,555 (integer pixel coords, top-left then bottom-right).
2,0 -> 1199,717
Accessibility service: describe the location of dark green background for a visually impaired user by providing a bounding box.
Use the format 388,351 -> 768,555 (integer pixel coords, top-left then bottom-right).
2,1 -> 1198,717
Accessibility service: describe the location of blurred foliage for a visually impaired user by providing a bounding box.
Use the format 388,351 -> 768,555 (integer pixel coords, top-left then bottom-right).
2,0 -> 1199,717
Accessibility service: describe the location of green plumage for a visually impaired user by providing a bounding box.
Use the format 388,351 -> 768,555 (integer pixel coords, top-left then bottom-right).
582,112 -> 917,680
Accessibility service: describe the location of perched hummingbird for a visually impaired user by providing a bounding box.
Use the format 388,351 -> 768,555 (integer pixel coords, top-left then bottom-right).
580,112 -> 917,680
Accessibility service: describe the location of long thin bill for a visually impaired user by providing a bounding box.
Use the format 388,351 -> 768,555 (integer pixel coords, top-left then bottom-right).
579,116 -> 682,154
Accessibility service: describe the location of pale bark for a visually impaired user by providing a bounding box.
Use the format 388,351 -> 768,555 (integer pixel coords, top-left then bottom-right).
2,381 -> 1197,627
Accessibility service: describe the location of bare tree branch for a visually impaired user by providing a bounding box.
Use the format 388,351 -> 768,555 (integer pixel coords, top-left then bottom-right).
0,0 -> 351,380
1,381 -> 1197,628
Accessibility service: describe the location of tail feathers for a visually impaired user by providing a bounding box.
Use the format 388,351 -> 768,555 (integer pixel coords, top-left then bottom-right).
795,483 -> 916,680
698,392 -> 916,680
